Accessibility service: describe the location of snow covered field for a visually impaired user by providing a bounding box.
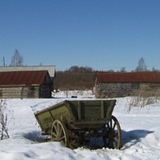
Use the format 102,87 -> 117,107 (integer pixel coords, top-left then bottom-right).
0,91 -> 160,160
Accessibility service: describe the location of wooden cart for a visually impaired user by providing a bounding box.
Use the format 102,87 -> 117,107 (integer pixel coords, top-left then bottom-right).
34,100 -> 122,149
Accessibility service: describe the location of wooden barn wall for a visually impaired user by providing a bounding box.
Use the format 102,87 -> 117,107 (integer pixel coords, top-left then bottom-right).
0,85 -> 52,99
0,87 -> 23,98
0,86 -> 40,98
40,84 -> 52,98
94,83 -> 160,98
23,86 -> 39,98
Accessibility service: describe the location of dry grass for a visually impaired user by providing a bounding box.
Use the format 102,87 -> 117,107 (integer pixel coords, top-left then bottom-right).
127,87 -> 160,112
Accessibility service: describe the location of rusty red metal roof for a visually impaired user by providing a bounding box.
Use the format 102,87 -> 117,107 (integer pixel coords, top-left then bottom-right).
0,70 -> 49,86
96,71 -> 160,83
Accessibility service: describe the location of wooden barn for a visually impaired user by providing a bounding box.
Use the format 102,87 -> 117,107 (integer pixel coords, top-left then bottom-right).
94,71 -> 160,98
0,70 -> 53,98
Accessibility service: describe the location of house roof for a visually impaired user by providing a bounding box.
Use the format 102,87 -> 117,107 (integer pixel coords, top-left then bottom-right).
96,71 -> 160,83
0,70 -> 49,86
0,65 -> 56,77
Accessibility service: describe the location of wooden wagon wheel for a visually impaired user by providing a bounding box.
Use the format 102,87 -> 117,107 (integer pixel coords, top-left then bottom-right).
51,120 -> 69,147
103,115 -> 122,149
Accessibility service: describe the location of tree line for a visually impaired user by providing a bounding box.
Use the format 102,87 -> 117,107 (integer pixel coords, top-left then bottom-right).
54,66 -> 95,90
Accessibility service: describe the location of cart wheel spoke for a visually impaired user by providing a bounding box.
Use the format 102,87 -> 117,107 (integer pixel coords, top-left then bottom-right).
51,132 -> 57,138
59,136 -> 65,141
103,116 -> 122,149
112,121 -> 116,129
113,141 -> 117,148
51,120 -> 69,147
114,136 -> 119,142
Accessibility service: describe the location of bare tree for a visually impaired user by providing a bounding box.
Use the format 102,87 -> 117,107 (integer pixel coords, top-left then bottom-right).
120,67 -> 126,72
10,49 -> 23,66
135,57 -> 147,72
152,67 -> 159,72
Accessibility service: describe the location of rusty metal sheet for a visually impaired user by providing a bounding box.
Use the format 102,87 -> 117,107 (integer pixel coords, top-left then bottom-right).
96,71 -> 160,83
0,70 -> 49,86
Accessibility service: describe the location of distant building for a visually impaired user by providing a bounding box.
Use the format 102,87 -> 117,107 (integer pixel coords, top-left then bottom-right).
94,71 -> 160,98
0,66 -> 55,98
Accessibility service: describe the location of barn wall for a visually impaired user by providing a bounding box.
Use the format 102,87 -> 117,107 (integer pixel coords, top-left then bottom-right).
23,86 -> 39,98
0,87 -> 23,98
40,84 -> 52,98
94,83 -> 134,98
39,73 -> 53,98
0,86 -> 40,99
94,82 -> 160,98
0,84 -> 52,99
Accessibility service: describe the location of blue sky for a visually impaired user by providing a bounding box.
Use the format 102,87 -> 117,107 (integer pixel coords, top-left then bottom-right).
0,0 -> 160,71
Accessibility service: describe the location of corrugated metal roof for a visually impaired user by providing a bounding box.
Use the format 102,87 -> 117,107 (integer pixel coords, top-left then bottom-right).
0,66 -> 55,77
0,70 -> 49,86
96,71 -> 160,83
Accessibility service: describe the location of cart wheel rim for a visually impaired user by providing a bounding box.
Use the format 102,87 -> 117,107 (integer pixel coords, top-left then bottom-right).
51,120 -> 68,147
104,115 -> 122,149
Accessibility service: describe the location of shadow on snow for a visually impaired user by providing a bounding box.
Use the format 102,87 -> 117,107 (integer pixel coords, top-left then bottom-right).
121,129 -> 154,149
23,131 -> 43,142
23,129 -> 154,150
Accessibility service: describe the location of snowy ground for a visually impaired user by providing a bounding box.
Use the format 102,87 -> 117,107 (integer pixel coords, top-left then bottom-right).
0,90 -> 160,160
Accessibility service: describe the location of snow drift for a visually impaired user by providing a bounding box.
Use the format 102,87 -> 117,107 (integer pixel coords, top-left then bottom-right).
0,91 -> 160,160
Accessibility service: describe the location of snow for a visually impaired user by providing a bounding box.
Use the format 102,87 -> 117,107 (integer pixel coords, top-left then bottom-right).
0,91 -> 160,160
